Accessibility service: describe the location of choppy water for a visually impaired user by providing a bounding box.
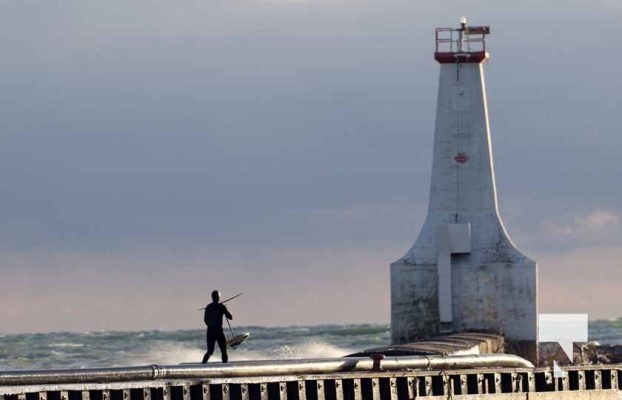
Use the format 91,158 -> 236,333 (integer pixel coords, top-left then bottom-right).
1,321 -> 621,371
0,325 -> 389,371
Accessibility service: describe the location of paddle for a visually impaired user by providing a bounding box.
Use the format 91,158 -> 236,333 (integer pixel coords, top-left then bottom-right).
198,292 -> 243,310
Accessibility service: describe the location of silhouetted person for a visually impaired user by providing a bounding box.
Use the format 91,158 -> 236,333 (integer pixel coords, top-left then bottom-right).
201,290 -> 233,363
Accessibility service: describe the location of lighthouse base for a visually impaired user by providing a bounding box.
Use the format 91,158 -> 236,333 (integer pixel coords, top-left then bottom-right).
391,259 -> 538,363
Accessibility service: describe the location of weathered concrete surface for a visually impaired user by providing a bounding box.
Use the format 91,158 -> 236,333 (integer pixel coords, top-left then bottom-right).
391,262 -> 439,340
449,396 -> 526,400
589,345 -> 622,364
347,332 -> 504,357
541,342 -> 622,366
391,23 -> 538,364
449,394 -> 620,400
527,392 -> 620,400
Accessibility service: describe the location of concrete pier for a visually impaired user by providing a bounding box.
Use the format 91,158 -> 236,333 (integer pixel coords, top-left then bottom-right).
347,332 -> 505,357
2,358 -> 622,400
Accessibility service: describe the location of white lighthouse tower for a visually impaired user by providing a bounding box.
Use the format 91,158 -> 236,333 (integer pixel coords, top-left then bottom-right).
391,19 -> 538,357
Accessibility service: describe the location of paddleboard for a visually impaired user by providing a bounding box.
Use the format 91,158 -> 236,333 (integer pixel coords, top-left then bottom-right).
227,332 -> 250,349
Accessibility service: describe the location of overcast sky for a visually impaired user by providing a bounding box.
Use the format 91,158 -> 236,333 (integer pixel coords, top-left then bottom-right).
1,0 -> 621,334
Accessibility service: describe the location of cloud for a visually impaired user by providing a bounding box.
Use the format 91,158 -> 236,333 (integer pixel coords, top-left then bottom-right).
541,209 -> 621,243
580,210 -> 620,231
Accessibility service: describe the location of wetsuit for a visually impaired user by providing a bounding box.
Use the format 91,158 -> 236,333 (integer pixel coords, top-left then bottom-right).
201,302 -> 233,363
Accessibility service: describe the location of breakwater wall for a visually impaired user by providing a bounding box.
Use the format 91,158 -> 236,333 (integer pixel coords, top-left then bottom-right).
1,356 -> 621,400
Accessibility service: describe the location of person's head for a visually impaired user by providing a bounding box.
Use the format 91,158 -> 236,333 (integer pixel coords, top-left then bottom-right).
211,290 -> 220,303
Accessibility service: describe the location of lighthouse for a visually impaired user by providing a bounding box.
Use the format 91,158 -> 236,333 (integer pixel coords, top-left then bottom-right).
391,19 -> 538,358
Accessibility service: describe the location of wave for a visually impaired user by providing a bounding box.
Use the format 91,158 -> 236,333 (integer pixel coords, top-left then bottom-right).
48,343 -> 85,348
236,341 -> 356,361
115,339 -> 357,366
117,342 -> 204,366
240,324 -> 389,338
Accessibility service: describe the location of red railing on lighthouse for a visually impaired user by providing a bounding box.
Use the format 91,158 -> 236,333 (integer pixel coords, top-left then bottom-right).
435,18 -> 490,64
